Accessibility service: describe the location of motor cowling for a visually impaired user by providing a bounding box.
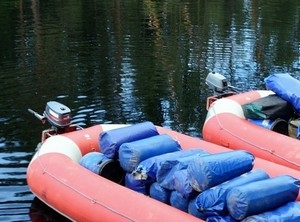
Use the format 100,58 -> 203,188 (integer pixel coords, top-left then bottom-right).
205,72 -> 228,94
44,101 -> 71,130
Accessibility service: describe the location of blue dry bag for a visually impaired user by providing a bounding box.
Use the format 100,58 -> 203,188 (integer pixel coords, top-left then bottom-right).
99,121 -> 159,159
119,134 -> 181,172
226,175 -> 300,220
187,150 -> 254,192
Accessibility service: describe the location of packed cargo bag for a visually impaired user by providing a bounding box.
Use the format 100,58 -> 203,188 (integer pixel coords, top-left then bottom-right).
99,121 -> 159,159
226,175 -> 300,220
242,94 -> 294,120
170,190 -> 190,212
119,134 -> 181,172
173,169 -> 197,199
265,73 -> 300,113
206,216 -> 238,222
188,198 -> 204,219
132,148 -> 208,182
187,150 -> 255,192
156,150 -> 210,190
149,182 -> 171,204
242,201 -> 300,222
124,172 -> 150,194
195,169 -> 269,218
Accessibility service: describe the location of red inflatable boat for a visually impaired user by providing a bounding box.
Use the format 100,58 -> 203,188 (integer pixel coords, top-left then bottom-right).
203,90 -> 300,171
27,101 -> 300,221
203,72 -> 300,171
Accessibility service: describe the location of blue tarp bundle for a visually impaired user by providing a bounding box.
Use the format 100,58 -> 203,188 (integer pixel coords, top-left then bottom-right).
188,198 -> 204,219
265,73 -> 300,113
149,182 -> 171,204
124,173 -> 149,195
173,169 -> 197,199
156,150 -> 210,190
187,150 -> 255,192
99,121 -> 159,159
242,201 -> 300,222
132,148 -> 208,182
195,169 -> 269,218
119,134 -> 181,172
170,191 -> 190,212
226,175 -> 300,220
206,216 -> 238,222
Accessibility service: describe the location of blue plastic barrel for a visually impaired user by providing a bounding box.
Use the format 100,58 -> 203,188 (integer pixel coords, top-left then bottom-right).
80,152 -> 124,184
248,118 -> 288,135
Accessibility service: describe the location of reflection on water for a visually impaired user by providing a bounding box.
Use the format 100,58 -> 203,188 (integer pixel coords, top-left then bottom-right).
0,0 -> 299,220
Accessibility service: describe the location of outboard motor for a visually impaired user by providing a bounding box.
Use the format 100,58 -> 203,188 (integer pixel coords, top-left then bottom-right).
44,101 -> 71,132
205,71 -> 229,95
205,72 -> 240,95
28,101 -> 72,135
205,72 -> 241,109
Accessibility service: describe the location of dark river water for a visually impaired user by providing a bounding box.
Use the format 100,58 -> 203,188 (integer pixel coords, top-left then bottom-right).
0,0 -> 299,221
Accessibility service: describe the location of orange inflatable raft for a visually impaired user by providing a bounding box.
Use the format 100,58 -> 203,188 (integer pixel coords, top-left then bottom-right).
27,122 -> 300,221
203,90 -> 300,171
26,99 -> 300,221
